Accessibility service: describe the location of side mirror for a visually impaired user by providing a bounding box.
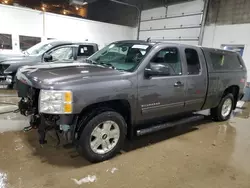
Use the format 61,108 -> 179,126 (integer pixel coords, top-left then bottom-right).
43,53 -> 53,62
145,63 -> 170,78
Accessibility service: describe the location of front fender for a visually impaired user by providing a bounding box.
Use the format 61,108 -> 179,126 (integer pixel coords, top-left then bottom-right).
72,79 -> 136,113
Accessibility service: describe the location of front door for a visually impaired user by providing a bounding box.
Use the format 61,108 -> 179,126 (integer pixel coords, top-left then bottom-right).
44,45 -> 75,63
137,46 -> 186,122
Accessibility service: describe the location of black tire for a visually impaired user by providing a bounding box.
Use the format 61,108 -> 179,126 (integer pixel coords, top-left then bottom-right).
77,111 -> 127,163
211,93 -> 234,121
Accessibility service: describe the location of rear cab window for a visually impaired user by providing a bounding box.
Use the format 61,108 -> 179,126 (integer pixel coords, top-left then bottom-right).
78,45 -> 95,57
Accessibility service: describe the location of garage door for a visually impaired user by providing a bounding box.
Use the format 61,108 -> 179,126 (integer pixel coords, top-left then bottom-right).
139,0 -> 204,45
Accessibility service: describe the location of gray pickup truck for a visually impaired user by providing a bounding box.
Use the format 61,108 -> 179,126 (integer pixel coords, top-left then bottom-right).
0,40 -> 98,88
16,40 -> 247,162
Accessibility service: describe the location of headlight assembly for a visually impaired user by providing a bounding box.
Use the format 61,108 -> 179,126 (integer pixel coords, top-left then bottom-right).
39,90 -> 73,114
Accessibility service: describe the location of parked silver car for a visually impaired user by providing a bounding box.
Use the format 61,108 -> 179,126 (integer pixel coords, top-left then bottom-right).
0,40 -> 98,88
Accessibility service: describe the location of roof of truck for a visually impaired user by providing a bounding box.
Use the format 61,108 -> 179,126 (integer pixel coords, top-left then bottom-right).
115,40 -> 196,48
45,40 -> 98,46
115,40 -> 238,54
114,40 -> 158,46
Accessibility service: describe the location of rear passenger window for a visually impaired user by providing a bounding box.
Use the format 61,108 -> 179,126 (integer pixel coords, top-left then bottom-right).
210,52 -> 242,70
185,48 -> 201,75
78,45 -> 95,57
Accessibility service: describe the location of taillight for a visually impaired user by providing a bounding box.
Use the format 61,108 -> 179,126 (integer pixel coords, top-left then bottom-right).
240,78 -> 247,88
240,78 -> 246,83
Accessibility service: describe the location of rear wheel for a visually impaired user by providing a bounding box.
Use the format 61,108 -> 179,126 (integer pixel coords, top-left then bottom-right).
211,93 -> 234,121
77,110 -> 126,163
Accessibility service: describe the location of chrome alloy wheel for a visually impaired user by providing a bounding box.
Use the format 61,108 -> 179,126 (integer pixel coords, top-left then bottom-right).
221,98 -> 233,117
90,121 -> 120,154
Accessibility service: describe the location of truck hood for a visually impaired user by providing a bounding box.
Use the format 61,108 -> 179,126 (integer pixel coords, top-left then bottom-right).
17,62 -> 126,88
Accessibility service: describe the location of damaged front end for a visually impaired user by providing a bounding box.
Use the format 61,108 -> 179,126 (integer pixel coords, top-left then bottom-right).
17,77 -> 78,146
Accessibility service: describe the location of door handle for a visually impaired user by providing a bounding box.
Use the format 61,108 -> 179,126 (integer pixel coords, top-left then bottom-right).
174,81 -> 184,87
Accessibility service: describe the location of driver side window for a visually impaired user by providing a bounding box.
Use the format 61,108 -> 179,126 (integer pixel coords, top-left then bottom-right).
49,47 -> 73,62
150,47 -> 182,76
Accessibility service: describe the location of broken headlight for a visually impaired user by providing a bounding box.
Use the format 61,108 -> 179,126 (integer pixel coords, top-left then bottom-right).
39,90 -> 73,114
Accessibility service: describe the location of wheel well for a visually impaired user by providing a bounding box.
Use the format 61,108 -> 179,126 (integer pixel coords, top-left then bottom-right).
78,100 -> 131,134
223,85 -> 239,109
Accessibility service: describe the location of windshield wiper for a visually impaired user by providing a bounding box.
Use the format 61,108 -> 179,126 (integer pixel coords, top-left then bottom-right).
86,59 -> 116,70
85,59 -> 98,64
99,62 -> 116,69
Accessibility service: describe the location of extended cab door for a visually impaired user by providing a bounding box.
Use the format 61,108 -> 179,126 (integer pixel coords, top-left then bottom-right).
180,46 -> 207,111
137,45 -> 186,122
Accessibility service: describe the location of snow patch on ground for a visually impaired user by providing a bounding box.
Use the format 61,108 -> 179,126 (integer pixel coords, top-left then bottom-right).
14,138 -> 24,151
106,167 -> 118,174
0,172 -> 7,188
237,101 -> 245,108
15,145 -> 24,151
111,168 -> 118,173
71,175 -> 97,185
14,138 -> 22,143
0,119 -> 29,133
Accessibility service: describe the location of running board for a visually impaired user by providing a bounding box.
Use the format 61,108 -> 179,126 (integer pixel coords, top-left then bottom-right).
136,115 -> 204,136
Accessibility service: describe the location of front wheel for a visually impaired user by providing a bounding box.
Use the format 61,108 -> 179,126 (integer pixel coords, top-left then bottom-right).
77,111 -> 127,163
211,93 -> 234,121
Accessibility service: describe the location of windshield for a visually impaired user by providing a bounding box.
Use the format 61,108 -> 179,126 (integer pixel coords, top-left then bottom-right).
25,41 -> 54,55
88,42 -> 152,72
